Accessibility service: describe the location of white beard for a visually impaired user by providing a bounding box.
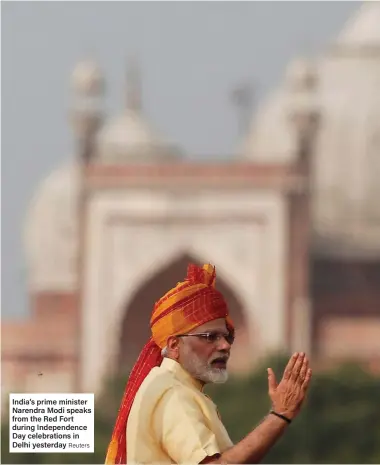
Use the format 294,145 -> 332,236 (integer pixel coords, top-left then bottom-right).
181,345 -> 229,384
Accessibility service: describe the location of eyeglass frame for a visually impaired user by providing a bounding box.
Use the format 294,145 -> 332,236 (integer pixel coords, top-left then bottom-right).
177,331 -> 235,346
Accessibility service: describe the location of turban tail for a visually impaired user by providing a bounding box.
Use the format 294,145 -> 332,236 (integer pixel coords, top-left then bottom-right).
105,263 -> 234,464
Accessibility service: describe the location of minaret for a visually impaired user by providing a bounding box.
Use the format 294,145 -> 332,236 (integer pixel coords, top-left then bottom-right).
125,55 -> 142,114
70,58 -> 104,161
285,57 -> 319,163
69,58 -> 104,392
286,57 -> 321,357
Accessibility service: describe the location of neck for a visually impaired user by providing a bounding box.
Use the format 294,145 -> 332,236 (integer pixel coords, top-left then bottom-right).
166,356 -> 206,390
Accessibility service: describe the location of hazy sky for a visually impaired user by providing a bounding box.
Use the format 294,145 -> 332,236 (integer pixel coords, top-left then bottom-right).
2,1 -> 359,319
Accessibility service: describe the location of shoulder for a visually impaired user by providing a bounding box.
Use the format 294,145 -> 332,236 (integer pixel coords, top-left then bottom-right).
136,366 -> 178,404
134,366 -> 208,418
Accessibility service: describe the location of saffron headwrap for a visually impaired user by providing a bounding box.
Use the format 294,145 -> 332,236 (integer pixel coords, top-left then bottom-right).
105,263 -> 234,464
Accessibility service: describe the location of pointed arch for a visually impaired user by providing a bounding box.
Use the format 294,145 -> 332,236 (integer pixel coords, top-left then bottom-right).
116,252 -> 255,376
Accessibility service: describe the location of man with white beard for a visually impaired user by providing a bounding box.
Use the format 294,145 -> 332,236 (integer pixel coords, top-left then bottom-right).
106,263 -> 312,464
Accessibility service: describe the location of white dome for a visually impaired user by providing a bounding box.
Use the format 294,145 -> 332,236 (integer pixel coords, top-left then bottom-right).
334,2 -> 380,50
239,3 -> 380,258
97,109 -> 182,163
238,57 -> 318,162
24,164 -> 79,292
239,86 -> 297,162
97,58 -> 182,163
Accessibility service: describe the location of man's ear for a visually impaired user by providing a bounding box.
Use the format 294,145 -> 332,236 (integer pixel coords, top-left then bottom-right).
166,335 -> 180,360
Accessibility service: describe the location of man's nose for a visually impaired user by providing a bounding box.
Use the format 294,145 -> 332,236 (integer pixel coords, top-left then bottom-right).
217,336 -> 231,351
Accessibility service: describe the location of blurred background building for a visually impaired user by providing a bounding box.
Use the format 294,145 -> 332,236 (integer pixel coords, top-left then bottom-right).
2,2 -> 380,406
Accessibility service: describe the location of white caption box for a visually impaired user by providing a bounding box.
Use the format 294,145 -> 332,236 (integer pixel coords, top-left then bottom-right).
9,393 -> 94,453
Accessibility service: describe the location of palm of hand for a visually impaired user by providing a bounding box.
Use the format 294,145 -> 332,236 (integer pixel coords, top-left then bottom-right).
267,352 -> 312,419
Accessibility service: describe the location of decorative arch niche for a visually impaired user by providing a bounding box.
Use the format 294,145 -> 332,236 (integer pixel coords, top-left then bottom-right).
116,253 -> 254,376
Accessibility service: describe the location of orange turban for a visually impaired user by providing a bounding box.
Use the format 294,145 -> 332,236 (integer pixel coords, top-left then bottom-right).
105,263 -> 234,464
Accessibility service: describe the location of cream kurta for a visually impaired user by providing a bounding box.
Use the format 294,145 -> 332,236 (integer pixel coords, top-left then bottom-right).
127,358 -> 233,464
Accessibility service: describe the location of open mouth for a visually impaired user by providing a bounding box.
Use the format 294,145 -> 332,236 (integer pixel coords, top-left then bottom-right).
211,358 -> 228,369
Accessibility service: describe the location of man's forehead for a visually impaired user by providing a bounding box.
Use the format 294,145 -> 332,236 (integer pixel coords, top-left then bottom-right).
196,318 -> 227,332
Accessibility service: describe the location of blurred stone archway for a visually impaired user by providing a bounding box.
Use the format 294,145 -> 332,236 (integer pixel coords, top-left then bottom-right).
117,253 -> 255,376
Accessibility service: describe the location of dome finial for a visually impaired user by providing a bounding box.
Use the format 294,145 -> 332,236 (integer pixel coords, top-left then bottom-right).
126,54 -> 142,112
71,57 -> 103,95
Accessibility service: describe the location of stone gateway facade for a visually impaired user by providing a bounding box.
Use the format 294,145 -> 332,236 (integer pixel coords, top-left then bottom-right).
2,3 -> 380,406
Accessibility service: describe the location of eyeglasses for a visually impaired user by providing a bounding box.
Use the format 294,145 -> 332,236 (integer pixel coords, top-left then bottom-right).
177,331 -> 235,345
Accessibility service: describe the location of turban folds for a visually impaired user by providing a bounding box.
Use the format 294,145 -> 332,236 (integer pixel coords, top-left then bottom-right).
105,263 -> 234,464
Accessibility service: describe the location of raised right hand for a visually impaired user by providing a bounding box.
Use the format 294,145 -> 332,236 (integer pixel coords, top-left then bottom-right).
267,352 -> 312,420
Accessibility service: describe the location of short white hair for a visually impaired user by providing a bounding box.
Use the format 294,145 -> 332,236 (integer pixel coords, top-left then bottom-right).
161,346 -> 168,357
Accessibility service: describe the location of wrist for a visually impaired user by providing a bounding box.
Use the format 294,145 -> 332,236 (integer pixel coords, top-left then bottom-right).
271,405 -> 297,420
269,409 -> 292,424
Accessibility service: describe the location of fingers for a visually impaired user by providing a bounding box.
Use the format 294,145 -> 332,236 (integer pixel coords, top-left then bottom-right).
283,352 -> 299,380
302,368 -> 312,391
298,355 -> 309,383
267,368 -> 277,394
290,353 -> 306,382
